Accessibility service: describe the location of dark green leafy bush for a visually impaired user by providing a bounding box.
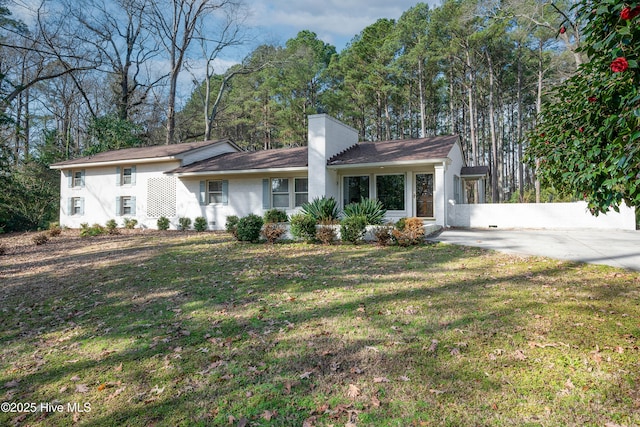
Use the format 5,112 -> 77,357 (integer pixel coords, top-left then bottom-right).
178,217 -> 192,231
340,215 -> 367,244
226,215 -> 239,238
343,198 -> 386,225
194,216 -> 208,232
264,209 -> 289,224
237,214 -> 264,242
157,216 -> 170,231
290,213 -> 317,242
301,197 -> 340,223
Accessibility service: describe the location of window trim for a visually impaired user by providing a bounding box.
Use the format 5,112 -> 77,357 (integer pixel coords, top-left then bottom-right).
70,170 -> 85,188
374,173 -> 406,212
207,179 -> 224,205
70,197 -> 84,216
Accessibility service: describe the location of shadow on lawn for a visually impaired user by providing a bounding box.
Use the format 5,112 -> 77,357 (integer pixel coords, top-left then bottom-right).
1,233 -> 638,426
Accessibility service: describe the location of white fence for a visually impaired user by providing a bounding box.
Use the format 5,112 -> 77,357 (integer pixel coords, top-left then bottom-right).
448,201 -> 636,230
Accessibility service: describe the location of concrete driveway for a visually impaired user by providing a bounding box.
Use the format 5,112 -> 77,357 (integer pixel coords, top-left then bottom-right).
430,228 -> 640,271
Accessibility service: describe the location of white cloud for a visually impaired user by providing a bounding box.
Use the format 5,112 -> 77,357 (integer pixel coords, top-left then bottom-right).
248,0 -> 442,50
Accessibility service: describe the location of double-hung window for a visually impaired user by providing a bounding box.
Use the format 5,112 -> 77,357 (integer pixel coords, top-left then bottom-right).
117,166 -> 136,186
70,197 -> 84,215
69,170 -> 85,188
116,196 -> 136,216
271,178 -> 290,208
294,178 -> 308,207
208,180 -> 223,204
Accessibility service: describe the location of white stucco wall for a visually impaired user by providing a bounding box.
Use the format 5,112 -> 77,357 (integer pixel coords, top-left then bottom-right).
308,114 -> 358,201
448,201 -> 636,230
58,161 -> 182,229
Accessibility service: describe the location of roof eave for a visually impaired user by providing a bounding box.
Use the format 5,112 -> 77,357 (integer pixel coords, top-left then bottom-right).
169,166 -> 308,177
327,158 -> 451,170
50,156 -> 178,169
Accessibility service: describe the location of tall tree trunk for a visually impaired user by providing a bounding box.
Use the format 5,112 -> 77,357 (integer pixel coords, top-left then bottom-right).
465,49 -> 477,166
535,39 -> 544,203
516,43 -> 524,202
418,58 -> 426,138
487,51 -> 499,202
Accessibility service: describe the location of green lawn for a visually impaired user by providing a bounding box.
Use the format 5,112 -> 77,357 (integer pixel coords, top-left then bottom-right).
1,231 -> 639,426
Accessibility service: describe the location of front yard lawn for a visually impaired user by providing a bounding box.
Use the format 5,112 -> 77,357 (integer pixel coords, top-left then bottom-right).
1,231 -> 639,426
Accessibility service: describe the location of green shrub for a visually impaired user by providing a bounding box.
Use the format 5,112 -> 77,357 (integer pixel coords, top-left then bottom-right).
157,216 -> 170,231
178,217 -> 192,231
301,197 -> 340,223
340,215 -> 367,244
237,214 -> 264,242
80,223 -> 106,237
264,209 -> 289,224
194,216 -> 208,232
392,217 -> 425,246
32,233 -> 49,245
395,217 -> 407,231
316,224 -> 336,245
343,198 -> 386,225
261,222 -> 286,243
372,223 -> 394,246
225,215 -> 239,239
105,219 -> 119,235
290,213 -> 317,242
123,218 -> 138,230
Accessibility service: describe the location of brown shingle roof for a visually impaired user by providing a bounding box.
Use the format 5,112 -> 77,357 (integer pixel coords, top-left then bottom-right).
327,135 -> 459,166
170,146 -> 308,174
51,139 -> 231,167
461,166 -> 489,177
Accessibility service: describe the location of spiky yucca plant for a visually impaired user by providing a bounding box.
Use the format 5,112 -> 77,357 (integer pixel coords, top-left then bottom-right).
342,198 -> 386,225
301,197 -> 340,223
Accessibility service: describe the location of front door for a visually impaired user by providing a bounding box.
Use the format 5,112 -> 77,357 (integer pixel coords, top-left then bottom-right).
415,173 -> 433,218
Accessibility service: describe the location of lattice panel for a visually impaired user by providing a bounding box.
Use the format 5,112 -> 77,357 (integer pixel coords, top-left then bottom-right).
147,177 -> 176,218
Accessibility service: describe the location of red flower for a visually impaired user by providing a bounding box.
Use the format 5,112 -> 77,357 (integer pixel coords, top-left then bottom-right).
588,96 -> 597,103
559,26 -> 566,34
621,6 -> 640,20
579,127 -> 584,133
610,57 -> 629,73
